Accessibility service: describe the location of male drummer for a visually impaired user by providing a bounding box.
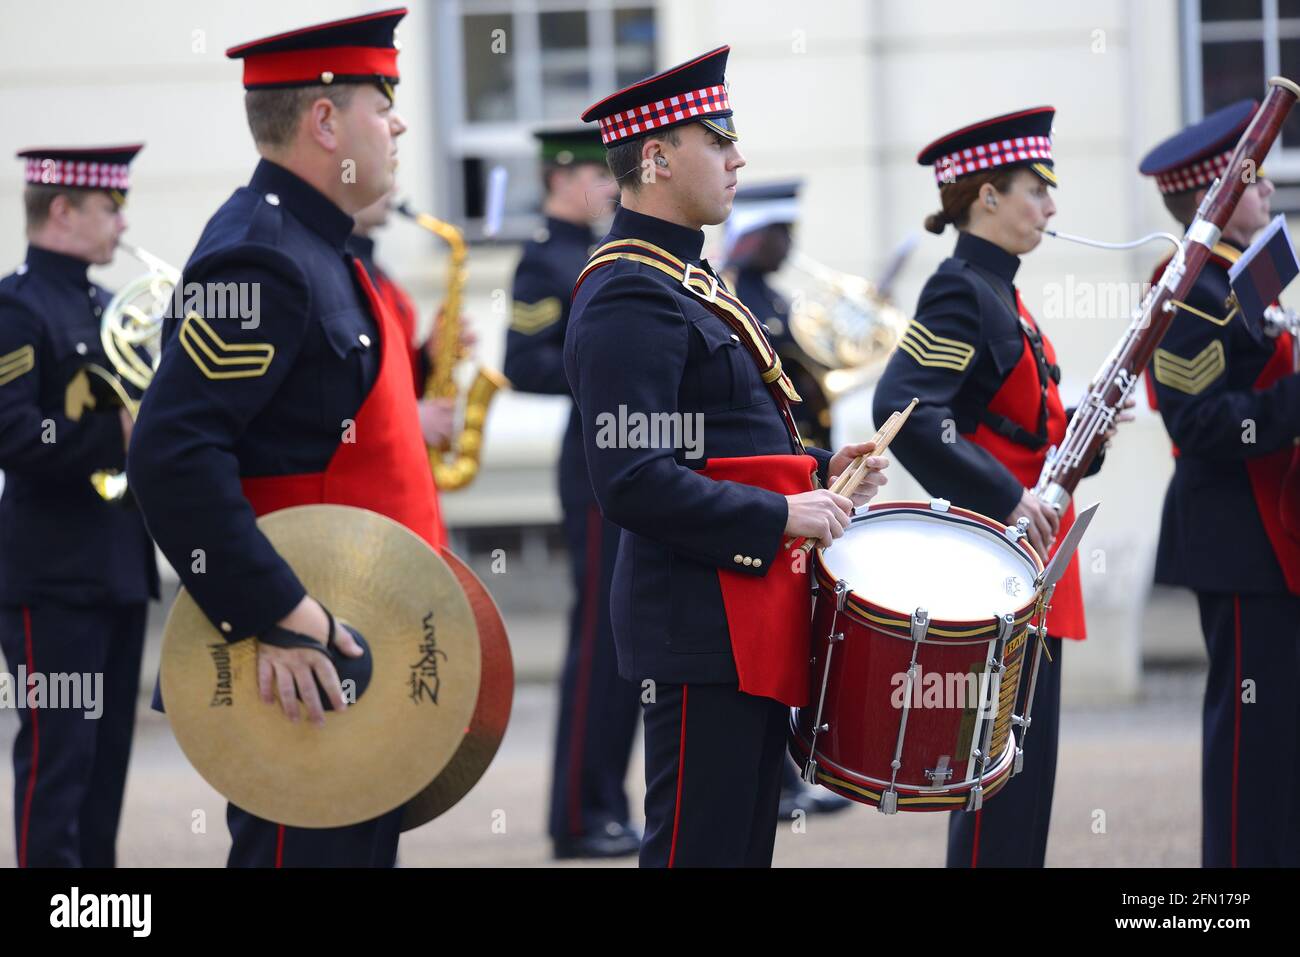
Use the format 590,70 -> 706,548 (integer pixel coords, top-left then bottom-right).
129,7 -> 442,867
565,45 -> 888,867
1140,101 -> 1300,867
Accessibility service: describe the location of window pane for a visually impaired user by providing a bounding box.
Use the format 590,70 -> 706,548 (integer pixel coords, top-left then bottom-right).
463,13 -> 516,122
1282,0 -> 1300,18
540,11 -> 590,121
1201,40 -> 1265,113
461,154 -> 542,233
614,7 -> 657,87
1201,0 -> 1260,20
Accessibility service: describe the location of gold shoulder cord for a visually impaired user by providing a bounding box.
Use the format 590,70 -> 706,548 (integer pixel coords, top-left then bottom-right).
1167,242 -> 1243,327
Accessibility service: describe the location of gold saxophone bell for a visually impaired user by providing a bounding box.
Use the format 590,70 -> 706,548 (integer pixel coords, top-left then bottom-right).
394,201 -> 509,491
70,241 -> 178,501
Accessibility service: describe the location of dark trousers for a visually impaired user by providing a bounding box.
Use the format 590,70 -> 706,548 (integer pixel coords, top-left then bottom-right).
0,601 -> 146,867
640,682 -> 787,868
947,636 -> 1062,868
226,804 -> 404,867
549,502 -> 639,841
1196,592 -> 1300,867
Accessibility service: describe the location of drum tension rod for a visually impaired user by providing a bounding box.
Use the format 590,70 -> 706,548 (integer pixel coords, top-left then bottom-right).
968,612 -> 1015,813
803,580 -> 849,787
881,607 -> 930,815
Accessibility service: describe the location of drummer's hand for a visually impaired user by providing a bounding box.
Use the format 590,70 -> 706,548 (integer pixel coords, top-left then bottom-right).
828,441 -> 889,509
257,596 -> 363,728
1102,396 -> 1137,442
1008,489 -> 1060,561
785,489 -> 855,550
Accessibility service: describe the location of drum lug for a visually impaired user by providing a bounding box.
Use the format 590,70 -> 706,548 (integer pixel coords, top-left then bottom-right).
967,785 -> 983,812
801,757 -> 819,785
1013,747 -> 1024,775
880,789 -> 899,815
834,579 -> 849,610
816,723 -> 830,734
928,497 -> 951,513
1004,517 -> 1031,545
909,608 -> 930,642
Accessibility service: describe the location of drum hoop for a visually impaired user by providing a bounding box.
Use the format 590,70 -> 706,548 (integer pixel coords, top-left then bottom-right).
814,501 -> 1041,636
790,722 -> 1018,802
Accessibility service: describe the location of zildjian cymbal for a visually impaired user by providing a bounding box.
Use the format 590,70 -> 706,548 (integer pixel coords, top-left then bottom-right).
402,548 -> 514,830
160,505 -> 481,829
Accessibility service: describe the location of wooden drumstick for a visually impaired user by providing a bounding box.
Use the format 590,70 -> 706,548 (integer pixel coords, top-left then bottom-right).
786,397 -> 918,553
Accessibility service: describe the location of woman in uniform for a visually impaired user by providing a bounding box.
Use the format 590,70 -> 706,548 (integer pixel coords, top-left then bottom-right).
872,106 -> 1125,867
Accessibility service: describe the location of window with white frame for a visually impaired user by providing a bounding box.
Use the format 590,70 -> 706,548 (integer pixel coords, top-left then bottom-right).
1182,0 -> 1300,189
432,0 -> 657,241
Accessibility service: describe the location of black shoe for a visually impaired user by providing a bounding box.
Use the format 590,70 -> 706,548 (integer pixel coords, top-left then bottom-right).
777,786 -> 855,821
553,821 -> 642,860
778,789 -> 804,821
795,789 -> 854,816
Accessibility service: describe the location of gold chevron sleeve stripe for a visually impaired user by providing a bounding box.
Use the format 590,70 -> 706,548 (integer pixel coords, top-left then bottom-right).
178,312 -> 274,381
0,344 -> 35,386
1153,341 -> 1226,395
897,319 -> 976,371
510,297 -> 563,334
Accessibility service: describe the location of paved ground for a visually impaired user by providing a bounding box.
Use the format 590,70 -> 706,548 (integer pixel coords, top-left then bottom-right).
0,647 -> 1204,867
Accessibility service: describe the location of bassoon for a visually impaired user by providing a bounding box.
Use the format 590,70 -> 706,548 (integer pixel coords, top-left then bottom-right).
1034,76 -> 1300,514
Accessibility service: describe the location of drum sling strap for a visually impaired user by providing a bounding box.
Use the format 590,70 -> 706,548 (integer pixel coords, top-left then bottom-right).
968,267 -> 1060,452
574,237 -> 806,454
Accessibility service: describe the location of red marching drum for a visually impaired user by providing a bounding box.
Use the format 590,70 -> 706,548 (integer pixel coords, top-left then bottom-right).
789,499 -> 1052,814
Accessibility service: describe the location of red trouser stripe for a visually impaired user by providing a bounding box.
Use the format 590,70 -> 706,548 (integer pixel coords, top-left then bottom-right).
970,808 -> 982,868
18,606 -> 39,869
566,505 -> 603,835
1231,594 -> 1242,868
668,686 -> 689,868
275,825 -> 285,868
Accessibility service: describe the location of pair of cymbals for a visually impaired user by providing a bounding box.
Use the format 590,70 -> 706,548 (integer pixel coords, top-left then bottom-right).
160,504 -> 512,829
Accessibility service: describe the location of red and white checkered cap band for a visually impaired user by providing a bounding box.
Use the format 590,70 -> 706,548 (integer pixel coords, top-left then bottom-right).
24,157 -> 131,191
1154,149 -> 1233,195
932,135 -> 1053,184
597,85 -> 730,145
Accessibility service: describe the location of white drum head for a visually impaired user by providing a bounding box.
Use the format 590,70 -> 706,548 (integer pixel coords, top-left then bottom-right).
820,508 -> 1038,621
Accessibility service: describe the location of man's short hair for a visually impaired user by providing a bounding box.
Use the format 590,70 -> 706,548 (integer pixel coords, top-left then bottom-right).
244,84 -> 357,149
24,184 -> 88,232
605,127 -> 680,193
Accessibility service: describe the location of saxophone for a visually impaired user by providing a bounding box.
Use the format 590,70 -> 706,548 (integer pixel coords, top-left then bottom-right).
394,201 -> 509,491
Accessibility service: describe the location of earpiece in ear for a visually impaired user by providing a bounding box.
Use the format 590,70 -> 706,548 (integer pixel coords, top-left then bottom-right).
985,195 -> 997,208
655,156 -> 669,168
